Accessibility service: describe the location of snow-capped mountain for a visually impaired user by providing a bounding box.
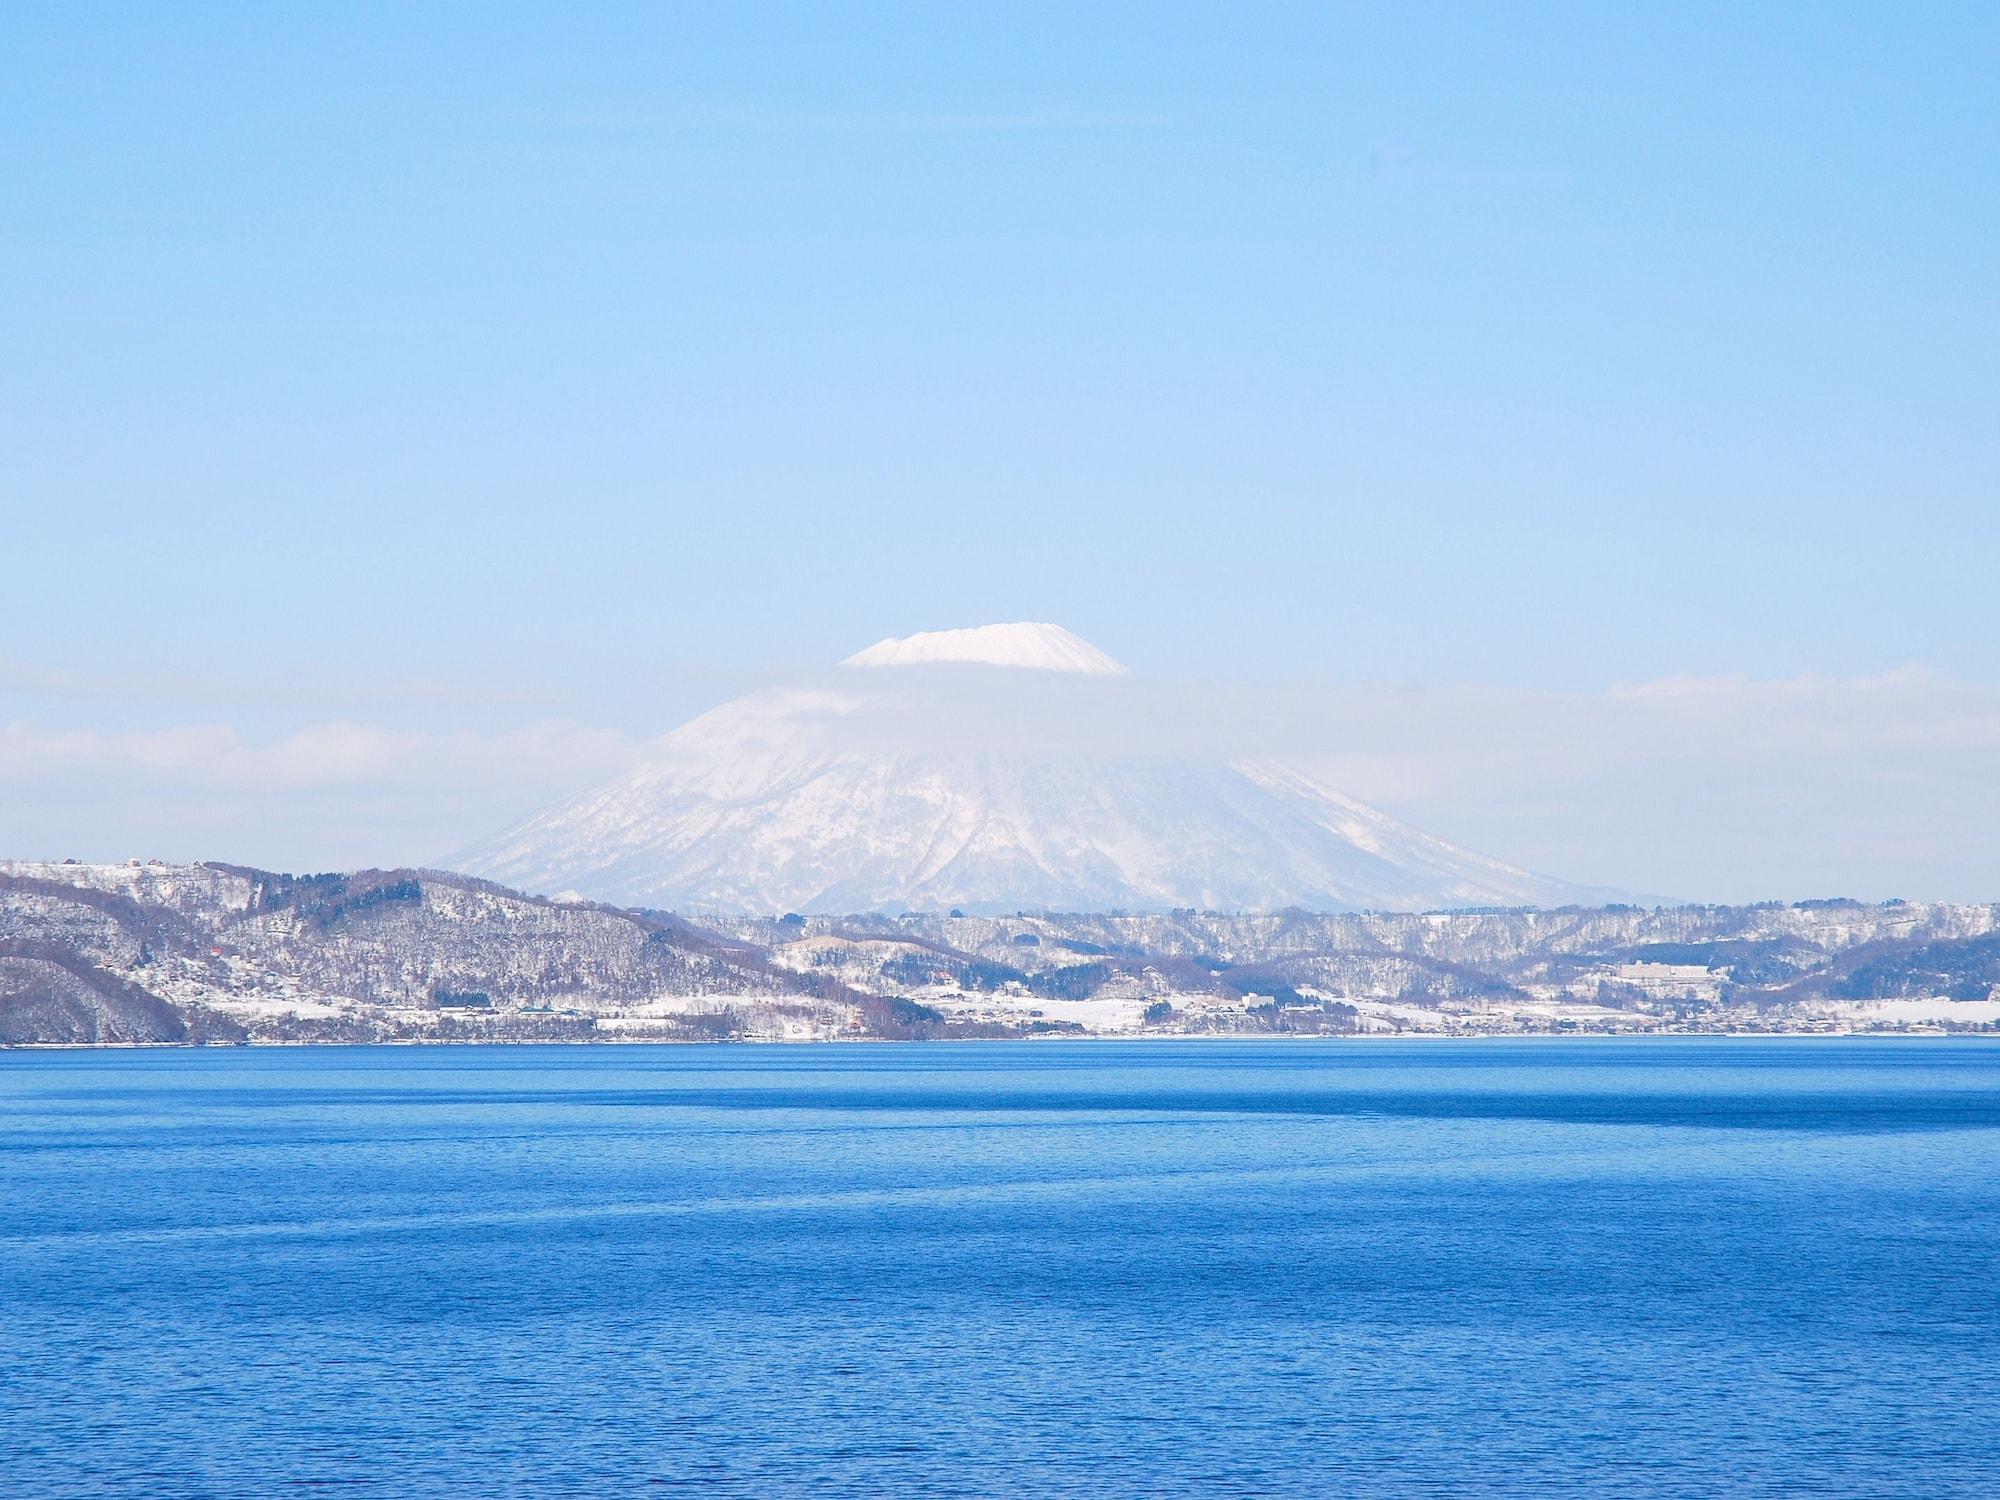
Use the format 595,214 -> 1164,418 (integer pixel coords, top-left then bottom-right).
454,623 -> 1615,914
843,621 -> 1128,675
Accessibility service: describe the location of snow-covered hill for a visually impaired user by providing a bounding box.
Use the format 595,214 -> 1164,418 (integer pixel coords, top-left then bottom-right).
454,623 -> 1616,915
7,863 -> 1995,1043
0,861 -> 863,1043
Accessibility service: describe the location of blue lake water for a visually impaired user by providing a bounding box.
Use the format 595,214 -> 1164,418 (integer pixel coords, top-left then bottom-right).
3,1038 -> 1998,1497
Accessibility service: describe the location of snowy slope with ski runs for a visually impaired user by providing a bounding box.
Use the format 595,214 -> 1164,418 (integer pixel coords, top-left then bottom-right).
455,624 -> 1614,915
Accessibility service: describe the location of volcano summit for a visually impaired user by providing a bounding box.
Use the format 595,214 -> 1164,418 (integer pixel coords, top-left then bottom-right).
455,623 -> 1609,915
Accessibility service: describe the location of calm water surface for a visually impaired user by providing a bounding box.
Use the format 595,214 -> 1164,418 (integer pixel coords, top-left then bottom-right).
3,1038 -> 1998,1496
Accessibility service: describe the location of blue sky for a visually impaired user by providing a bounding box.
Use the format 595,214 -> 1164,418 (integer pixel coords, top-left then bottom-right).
4,3 -> 1998,894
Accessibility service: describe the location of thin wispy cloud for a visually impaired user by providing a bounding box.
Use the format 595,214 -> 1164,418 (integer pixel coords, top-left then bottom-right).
0,659 -> 565,712
0,719 -> 640,790
556,102 -> 1168,133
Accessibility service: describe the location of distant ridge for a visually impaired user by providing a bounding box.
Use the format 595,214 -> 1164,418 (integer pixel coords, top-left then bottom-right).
455,622 -> 1617,915
9,862 -> 1997,1042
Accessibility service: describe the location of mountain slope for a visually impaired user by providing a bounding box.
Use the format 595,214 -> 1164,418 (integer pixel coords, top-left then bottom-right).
7,864 -> 1994,1043
0,862 -> 865,1041
455,623 -> 1613,914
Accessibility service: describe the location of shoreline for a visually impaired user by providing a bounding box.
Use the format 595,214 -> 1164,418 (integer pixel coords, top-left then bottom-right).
8,1028 -> 1997,1053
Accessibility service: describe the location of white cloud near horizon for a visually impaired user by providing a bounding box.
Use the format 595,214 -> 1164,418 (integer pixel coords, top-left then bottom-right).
0,719 -> 642,791
4,666 -> 1998,903
0,658 -> 568,711
0,719 -> 643,875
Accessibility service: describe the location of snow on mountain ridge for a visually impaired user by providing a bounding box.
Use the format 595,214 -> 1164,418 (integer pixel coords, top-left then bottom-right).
455,622 -> 1615,914
842,622 -> 1127,675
